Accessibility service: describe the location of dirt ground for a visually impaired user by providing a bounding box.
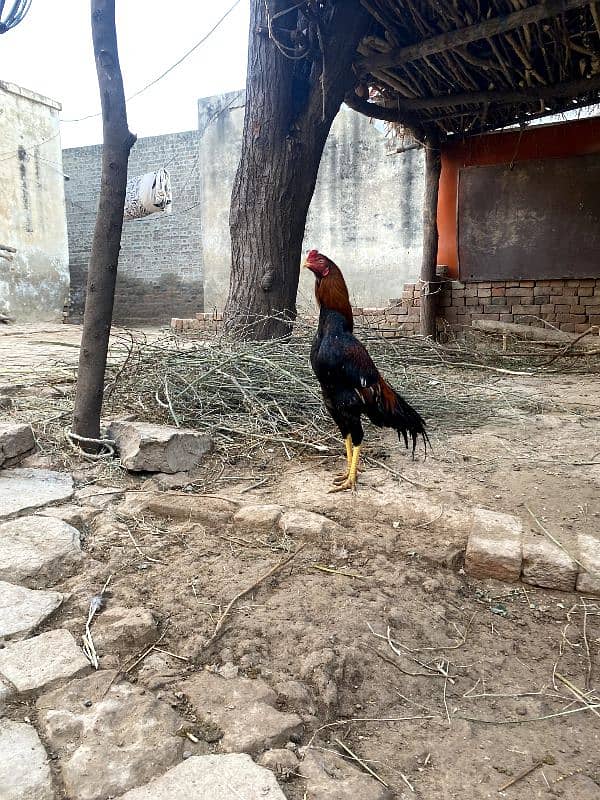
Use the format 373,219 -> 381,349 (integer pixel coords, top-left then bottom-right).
2,323 -> 600,799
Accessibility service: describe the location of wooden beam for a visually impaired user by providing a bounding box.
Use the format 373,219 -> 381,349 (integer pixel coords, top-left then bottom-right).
359,0 -> 593,70
420,143 -> 442,339
398,74 -> 600,111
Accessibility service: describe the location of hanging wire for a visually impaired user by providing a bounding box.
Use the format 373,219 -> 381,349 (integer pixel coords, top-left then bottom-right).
0,0 -> 32,33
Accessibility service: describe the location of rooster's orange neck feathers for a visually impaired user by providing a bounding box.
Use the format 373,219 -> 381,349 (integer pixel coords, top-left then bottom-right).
313,260 -> 353,331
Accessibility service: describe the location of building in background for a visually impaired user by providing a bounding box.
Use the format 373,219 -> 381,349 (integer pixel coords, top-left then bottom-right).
0,80 -> 69,322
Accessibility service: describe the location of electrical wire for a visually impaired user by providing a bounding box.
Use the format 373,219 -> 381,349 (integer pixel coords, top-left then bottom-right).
0,0 -> 32,33
61,0 -> 242,123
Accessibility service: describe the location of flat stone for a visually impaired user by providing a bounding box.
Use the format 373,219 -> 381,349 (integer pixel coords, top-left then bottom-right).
130,493 -> 238,525
0,423 -> 35,468
576,533 -> 600,595
0,719 -> 53,800
0,580 -> 63,640
92,606 -> 157,655
0,629 -> 89,693
0,515 -> 82,586
74,485 -> 124,509
180,672 -> 303,755
108,420 -> 212,473
278,509 -> 339,539
114,754 -> 287,800
299,749 -> 392,800
37,670 -> 185,800
0,468 -> 74,519
464,508 -> 523,582
522,535 -> 578,592
233,504 -> 284,530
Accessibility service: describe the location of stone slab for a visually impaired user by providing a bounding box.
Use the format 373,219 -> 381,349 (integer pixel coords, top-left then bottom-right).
522,535 -> 578,592
300,749 -> 392,800
0,515 -> 82,586
576,533 -> 600,595
37,670 -> 185,800
464,507 -> 523,582
0,468 -> 74,519
0,423 -> 35,468
0,719 -> 53,800
278,509 -> 339,539
0,629 -> 89,693
108,420 -> 211,473
233,504 -> 284,530
180,672 -> 303,755
0,580 -> 63,640
114,754 -> 287,800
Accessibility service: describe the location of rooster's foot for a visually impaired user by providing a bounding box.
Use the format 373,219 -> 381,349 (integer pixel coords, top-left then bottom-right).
328,476 -> 357,493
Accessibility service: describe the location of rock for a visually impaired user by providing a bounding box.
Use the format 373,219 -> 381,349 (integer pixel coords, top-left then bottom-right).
274,679 -> 316,715
464,508 -> 523,582
0,676 -> 12,709
91,606 -> 157,655
126,492 -> 237,525
278,509 -> 339,539
300,749 -> 392,799
0,396 -> 13,410
74,485 -> 124,509
0,719 -> 53,800
0,515 -> 82,586
142,472 -> 193,491
0,423 -> 35,468
108,420 -> 212,473
233,505 -> 284,530
576,533 -> 600,595
0,382 -> 25,396
0,468 -> 74,519
137,652 -> 181,690
180,672 -> 303,755
114,754 -> 287,800
37,670 -> 186,800
0,629 -> 89,694
39,504 -> 87,527
0,580 -> 63,640
257,748 -> 299,781
522,535 -> 578,592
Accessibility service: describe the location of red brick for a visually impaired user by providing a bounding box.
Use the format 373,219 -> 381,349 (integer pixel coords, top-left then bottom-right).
566,280 -> 580,287
452,297 -> 465,306
506,287 -> 533,296
560,323 -> 577,332
574,323 -> 593,333
585,296 -> 600,305
491,287 -> 505,296
475,282 -> 492,288
540,304 -> 555,314
519,280 -> 535,287
588,315 -> 600,325
578,287 -> 594,297
536,280 -> 552,287
563,286 -> 578,295
465,297 -> 480,306
579,279 -> 596,286
499,313 -> 514,322
556,314 -> 575,323
549,295 -> 565,304
555,304 -> 570,313
533,285 -> 550,296
534,296 -> 549,305
464,287 -> 478,297
477,288 -> 492,297
505,281 -> 520,288
490,296 -> 507,305
570,305 -> 586,315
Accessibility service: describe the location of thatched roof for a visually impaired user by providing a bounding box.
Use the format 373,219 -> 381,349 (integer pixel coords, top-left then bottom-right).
346,0 -> 600,139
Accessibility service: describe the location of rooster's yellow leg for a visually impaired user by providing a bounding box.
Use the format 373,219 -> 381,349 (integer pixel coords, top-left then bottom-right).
329,445 -> 361,493
333,435 -> 353,484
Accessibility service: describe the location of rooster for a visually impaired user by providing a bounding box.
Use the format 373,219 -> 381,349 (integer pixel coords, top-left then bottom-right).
304,250 -> 428,492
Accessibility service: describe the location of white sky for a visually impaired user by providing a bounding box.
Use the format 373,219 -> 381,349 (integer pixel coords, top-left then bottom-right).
0,1 -> 250,148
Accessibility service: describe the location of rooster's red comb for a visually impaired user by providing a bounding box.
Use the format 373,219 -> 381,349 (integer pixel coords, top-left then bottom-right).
306,249 -> 320,261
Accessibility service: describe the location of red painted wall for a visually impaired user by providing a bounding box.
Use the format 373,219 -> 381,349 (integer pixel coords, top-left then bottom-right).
438,116 -> 600,279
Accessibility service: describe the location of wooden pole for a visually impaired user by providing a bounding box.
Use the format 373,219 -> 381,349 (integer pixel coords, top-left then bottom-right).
420,141 -> 442,339
72,0 -> 136,450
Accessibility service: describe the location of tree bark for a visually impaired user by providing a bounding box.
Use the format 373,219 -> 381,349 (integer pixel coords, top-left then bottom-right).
72,0 -> 136,449
420,142 -> 442,339
225,0 -> 370,340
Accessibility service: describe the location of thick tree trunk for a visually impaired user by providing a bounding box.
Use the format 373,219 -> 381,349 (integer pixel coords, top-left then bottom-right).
72,0 -> 135,449
225,0 -> 370,340
420,143 -> 442,339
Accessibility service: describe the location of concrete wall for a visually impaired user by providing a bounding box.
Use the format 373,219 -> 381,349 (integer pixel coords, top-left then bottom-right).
63,130 -> 202,325
199,93 -> 424,313
0,81 -> 69,321
63,92 -> 424,324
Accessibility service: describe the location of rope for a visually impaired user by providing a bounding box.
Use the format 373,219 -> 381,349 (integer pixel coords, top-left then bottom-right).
65,430 -> 116,460
0,0 -> 32,33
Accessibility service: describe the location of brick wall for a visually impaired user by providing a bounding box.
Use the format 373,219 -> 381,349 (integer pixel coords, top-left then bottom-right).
172,278 -> 600,338
63,130 -> 203,325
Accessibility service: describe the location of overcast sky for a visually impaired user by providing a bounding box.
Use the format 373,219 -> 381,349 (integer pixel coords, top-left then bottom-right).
0,1 -> 250,148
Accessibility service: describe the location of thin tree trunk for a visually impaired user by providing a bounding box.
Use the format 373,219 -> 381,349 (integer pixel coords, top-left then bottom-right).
72,0 -> 135,449
225,0 -> 370,340
420,142 -> 442,339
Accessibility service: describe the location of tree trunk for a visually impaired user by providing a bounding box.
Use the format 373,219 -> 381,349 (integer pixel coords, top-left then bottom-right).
420,143 -> 442,339
72,0 -> 135,449
225,0 -> 370,340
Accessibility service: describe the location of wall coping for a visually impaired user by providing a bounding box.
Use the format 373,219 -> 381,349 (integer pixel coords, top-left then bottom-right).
0,80 -> 61,111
